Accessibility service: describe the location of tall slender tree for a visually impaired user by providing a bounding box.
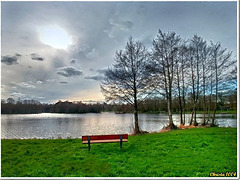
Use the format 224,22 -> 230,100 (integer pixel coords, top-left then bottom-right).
199,41 -> 210,125
188,35 -> 209,126
152,30 -> 181,129
210,41 -> 232,126
175,45 -> 188,125
101,37 -> 156,134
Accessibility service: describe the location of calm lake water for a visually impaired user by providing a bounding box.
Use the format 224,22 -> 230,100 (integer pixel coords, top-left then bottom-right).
1,112 -> 237,139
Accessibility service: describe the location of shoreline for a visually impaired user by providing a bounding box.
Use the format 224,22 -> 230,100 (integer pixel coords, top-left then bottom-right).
2,126 -> 237,140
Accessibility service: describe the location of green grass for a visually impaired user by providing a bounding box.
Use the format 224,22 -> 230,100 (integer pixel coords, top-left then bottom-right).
1,127 -> 237,177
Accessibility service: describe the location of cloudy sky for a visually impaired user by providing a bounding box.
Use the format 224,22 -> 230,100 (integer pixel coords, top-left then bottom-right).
1,1 -> 237,103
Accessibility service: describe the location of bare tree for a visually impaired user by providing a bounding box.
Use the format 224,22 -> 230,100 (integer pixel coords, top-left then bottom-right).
176,51 -> 183,125
199,40 -> 210,125
188,35 -> 208,126
210,41 -> 232,126
152,30 -> 181,129
101,37 -> 156,134
174,44 -> 190,126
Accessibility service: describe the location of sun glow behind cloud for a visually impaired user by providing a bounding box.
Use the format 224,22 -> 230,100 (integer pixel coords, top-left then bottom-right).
1,2 -> 237,103
38,25 -> 72,49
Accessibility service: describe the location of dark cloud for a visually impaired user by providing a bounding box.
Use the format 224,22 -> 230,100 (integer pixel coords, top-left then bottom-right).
70,59 -> 76,64
15,53 -> 22,57
97,67 -> 108,74
31,53 -> 44,61
1,54 -> 20,65
59,81 -> 68,84
57,66 -> 83,77
84,74 -> 105,81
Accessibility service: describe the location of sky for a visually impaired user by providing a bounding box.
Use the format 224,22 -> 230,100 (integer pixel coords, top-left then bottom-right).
1,1 -> 237,104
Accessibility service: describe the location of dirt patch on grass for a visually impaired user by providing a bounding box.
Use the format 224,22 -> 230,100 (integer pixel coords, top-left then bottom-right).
178,124 -> 211,129
160,124 -> 211,133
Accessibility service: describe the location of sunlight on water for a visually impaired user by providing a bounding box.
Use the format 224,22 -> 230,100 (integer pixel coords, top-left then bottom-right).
1,112 -> 237,139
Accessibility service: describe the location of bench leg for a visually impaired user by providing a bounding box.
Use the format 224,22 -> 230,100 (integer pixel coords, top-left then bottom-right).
120,135 -> 122,149
88,136 -> 91,151
88,143 -> 91,151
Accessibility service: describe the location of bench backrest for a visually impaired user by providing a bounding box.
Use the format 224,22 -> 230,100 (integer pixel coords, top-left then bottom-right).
82,134 -> 128,141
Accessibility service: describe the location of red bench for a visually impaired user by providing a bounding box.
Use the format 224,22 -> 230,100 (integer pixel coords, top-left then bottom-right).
82,134 -> 128,151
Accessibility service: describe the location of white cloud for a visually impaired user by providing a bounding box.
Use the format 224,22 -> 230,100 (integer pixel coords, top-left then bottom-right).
10,81 -> 36,89
104,17 -> 133,39
18,82 -> 36,89
46,79 -> 57,83
10,92 -> 26,98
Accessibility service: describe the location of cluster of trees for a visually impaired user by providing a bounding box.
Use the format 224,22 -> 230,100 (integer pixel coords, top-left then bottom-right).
101,29 -> 236,134
1,99 -> 102,114
106,90 -> 237,114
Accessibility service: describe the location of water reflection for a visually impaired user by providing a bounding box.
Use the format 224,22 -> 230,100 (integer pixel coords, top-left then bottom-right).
1,112 -> 237,139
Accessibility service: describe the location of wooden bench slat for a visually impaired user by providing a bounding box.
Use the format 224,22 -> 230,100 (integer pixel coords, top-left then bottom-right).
82,134 -> 128,141
82,134 -> 128,150
82,139 -> 128,144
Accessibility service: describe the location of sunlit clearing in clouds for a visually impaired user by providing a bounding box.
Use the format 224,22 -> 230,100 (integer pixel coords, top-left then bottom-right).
38,25 -> 72,50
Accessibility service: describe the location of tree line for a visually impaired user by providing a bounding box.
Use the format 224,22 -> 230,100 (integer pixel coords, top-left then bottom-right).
105,92 -> 237,114
101,29 -> 237,134
2,92 -> 236,115
1,99 -> 102,114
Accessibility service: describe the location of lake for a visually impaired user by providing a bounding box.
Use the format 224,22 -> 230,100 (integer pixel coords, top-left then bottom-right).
1,112 -> 237,139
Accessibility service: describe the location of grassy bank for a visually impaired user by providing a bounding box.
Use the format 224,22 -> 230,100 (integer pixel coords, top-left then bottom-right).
1,127 -> 237,177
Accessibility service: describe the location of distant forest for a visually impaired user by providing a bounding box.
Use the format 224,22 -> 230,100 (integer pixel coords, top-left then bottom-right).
1,89 -> 237,114
1,99 -> 102,114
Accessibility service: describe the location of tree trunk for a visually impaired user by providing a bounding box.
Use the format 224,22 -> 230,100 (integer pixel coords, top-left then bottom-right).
207,72 -> 213,123
167,94 -> 177,129
211,57 -> 218,127
181,63 -> 186,125
190,110 -> 194,125
203,107 -> 206,125
176,65 -> 183,125
211,90 -> 218,127
134,109 -> 140,134
133,73 -> 141,134
201,45 -> 208,126
195,50 -> 200,127
193,106 -> 198,126
168,97 -> 173,125
212,106 -> 217,126
202,73 -> 206,125
167,80 -> 176,129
